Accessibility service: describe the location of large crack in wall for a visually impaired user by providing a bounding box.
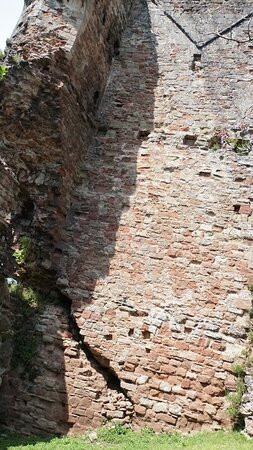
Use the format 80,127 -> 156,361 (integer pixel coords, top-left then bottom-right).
69,313 -> 134,406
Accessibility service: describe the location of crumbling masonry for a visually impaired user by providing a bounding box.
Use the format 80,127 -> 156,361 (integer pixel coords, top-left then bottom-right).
0,0 -> 253,437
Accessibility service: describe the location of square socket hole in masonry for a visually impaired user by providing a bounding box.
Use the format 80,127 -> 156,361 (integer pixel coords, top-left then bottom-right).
183,134 -> 197,146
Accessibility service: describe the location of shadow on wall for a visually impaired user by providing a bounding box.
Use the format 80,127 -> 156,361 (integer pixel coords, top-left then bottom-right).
0,0 -> 159,436
61,0 -> 159,308
0,301 -> 71,436
57,0 -> 159,428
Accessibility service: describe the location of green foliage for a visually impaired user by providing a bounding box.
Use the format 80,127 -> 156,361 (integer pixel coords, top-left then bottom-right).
0,429 -> 253,450
232,363 -> 245,378
0,51 -> 4,61
248,331 -> 253,344
210,123 -> 253,155
227,379 -> 245,420
13,236 -> 32,265
10,53 -> 21,65
8,282 -> 45,372
0,64 -> 7,81
8,283 -> 41,310
227,283 -> 253,428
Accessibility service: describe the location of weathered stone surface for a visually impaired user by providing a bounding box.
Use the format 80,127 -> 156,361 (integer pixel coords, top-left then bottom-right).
0,0 -> 253,437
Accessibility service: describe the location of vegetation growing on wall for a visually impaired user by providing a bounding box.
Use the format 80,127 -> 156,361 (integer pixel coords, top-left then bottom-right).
13,236 -> 32,265
227,285 -> 253,428
8,283 -> 43,374
0,65 -> 7,81
210,123 -> 253,155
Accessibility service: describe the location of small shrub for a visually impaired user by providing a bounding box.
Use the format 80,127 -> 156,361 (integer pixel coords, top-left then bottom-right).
210,123 -> 253,155
8,283 -> 41,310
232,363 -> 245,377
13,236 -> 31,265
248,331 -> 253,344
0,65 -> 7,81
9,282 -> 44,373
227,379 -> 245,422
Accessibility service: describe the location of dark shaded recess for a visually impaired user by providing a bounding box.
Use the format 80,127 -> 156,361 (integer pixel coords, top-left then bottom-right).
68,311 -> 133,402
183,134 -> 197,146
191,52 -> 201,70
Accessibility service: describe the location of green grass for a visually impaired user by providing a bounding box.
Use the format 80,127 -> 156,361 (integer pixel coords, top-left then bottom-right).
0,427 -> 252,450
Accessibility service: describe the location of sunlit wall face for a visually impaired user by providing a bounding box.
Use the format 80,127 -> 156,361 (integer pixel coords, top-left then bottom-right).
0,0 -> 24,50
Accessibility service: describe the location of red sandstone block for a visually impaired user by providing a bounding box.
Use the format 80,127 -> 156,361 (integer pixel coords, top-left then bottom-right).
174,341 -> 189,351
202,349 -> 215,357
189,400 -> 205,412
150,389 -> 160,397
157,413 -> 177,425
176,367 -> 187,377
204,385 -> 222,396
209,397 -> 224,406
160,364 -> 176,375
124,363 -> 136,372
149,422 -> 163,433
198,375 -> 210,384
167,376 -> 181,385
181,379 -> 191,389
134,405 -> 146,416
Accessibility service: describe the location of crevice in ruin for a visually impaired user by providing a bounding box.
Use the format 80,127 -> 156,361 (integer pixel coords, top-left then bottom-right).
67,308 -> 134,406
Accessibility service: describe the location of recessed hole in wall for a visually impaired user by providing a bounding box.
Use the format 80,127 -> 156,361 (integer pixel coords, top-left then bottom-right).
191,53 -> 202,70
142,330 -> 150,340
128,328 -> 134,337
234,177 -> 245,182
20,198 -> 35,221
198,171 -> 211,177
184,327 -> 192,333
193,53 -> 201,62
115,100 -> 123,108
183,134 -> 197,146
146,348 -> 151,353
105,334 -> 113,340
233,204 -> 240,214
93,90 -> 99,106
102,9 -> 107,25
114,39 -> 120,56
54,248 -> 63,255
138,130 -> 150,139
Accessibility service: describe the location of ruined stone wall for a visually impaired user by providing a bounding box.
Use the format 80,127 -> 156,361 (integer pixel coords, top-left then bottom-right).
0,0 -> 253,437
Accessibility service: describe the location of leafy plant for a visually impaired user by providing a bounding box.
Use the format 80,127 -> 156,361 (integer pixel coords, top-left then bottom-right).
210,123 -> 253,155
232,363 -> 245,378
0,64 -> 7,81
8,283 -> 41,310
227,378 -> 245,424
13,236 -> 31,265
248,331 -> 253,344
